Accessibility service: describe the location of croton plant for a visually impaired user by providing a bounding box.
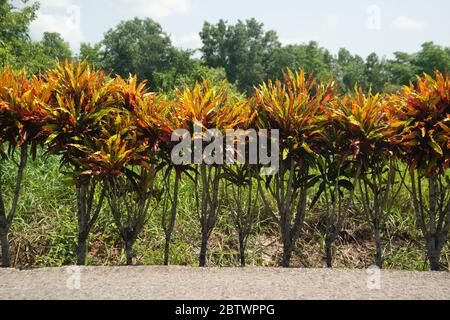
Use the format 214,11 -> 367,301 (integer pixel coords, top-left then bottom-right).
387,71 -> 450,271
0,60 -> 449,271
0,66 -> 51,267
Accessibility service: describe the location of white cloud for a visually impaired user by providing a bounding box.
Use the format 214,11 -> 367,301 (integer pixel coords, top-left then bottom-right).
170,33 -> 201,49
30,0 -> 85,52
38,0 -> 74,10
108,0 -> 191,18
392,16 -> 426,31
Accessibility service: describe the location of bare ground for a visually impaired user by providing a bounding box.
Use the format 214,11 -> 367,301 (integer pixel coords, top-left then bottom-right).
0,266 -> 448,300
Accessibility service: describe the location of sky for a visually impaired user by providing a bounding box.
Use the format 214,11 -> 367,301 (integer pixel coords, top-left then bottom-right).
24,0 -> 450,58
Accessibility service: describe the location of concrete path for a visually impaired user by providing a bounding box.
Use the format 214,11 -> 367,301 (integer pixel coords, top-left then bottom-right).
0,266 -> 448,300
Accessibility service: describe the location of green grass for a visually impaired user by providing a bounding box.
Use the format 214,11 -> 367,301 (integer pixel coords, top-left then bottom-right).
1,152 -> 448,270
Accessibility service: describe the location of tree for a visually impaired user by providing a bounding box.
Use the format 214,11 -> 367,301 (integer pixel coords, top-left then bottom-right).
0,1 -> 73,73
334,49 -> 367,93
415,42 -> 450,76
160,166 -> 183,266
0,0 -> 39,68
265,42 -> 333,83
176,63 -> 229,87
364,53 -> 388,93
313,90 -> 390,268
97,112 -> 160,266
313,156 -> 360,268
135,94 -> 196,266
222,103 -> 258,267
79,43 -> 104,69
39,32 -> 72,61
102,18 -> 174,89
154,49 -> 201,92
199,20 -> 227,69
200,18 -> 281,94
16,32 -> 74,73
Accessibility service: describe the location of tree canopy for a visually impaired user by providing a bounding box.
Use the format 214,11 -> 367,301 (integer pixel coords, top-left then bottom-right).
200,18 -> 281,94
1,0 -> 450,96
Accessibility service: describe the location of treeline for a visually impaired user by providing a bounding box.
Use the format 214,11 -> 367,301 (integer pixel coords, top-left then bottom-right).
2,0 -> 450,95
0,60 -> 449,271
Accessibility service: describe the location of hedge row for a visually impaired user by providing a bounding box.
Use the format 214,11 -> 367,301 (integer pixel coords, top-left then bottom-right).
0,60 -> 449,270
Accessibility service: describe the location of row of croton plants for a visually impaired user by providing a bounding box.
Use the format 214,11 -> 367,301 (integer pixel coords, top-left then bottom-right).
0,61 -> 448,270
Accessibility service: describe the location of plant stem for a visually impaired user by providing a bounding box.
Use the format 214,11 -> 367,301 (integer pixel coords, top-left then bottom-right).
76,234 -> 88,266
76,179 -> 105,266
1,232 -> 9,268
325,240 -> 333,268
125,239 -> 134,266
374,225 -> 383,268
164,172 -> 180,266
199,232 -> 208,267
0,144 -> 28,268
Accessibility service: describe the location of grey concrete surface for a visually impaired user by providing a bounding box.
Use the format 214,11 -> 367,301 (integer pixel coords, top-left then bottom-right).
0,266 -> 448,300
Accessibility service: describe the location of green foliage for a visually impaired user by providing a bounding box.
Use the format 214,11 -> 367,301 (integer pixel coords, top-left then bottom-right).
265,42 -> 333,83
39,32 -> 72,62
334,49 -> 367,93
385,52 -> 419,89
1,6 -> 450,270
4,153 -> 442,270
415,42 -> 450,76
4,3 -> 450,97
79,43 -> 104,69
365,53 -> 389,93
200,18 -> 281,94
0,1 -> 72,73
0,0 -> 39,68
101,18 -> 176,89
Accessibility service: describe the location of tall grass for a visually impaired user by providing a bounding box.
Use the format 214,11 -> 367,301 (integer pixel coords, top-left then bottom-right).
2,151 -> 447,270
1,63 -> 448,271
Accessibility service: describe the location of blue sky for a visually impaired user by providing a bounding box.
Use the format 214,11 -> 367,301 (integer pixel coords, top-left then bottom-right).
27,0 -> 450,58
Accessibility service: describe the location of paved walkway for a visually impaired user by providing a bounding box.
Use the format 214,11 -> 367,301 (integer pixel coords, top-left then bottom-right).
0,266 -> 448,300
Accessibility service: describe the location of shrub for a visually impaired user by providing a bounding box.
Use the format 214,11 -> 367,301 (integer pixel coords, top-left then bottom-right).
1,61 -> 448,272
255,70 -> 338,267
388,71 -> 450,270
0,66 -> 50,267
173,80 -> 250,266
318,88 -> 401,268
43,60 -> 117,265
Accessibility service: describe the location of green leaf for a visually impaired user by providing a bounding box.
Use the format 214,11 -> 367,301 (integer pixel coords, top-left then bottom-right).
302,142 -> 314,154
310,181 -> 325,210
45,132 -> 58,144
338,179 -> 354,192
428,136 -> 443,156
